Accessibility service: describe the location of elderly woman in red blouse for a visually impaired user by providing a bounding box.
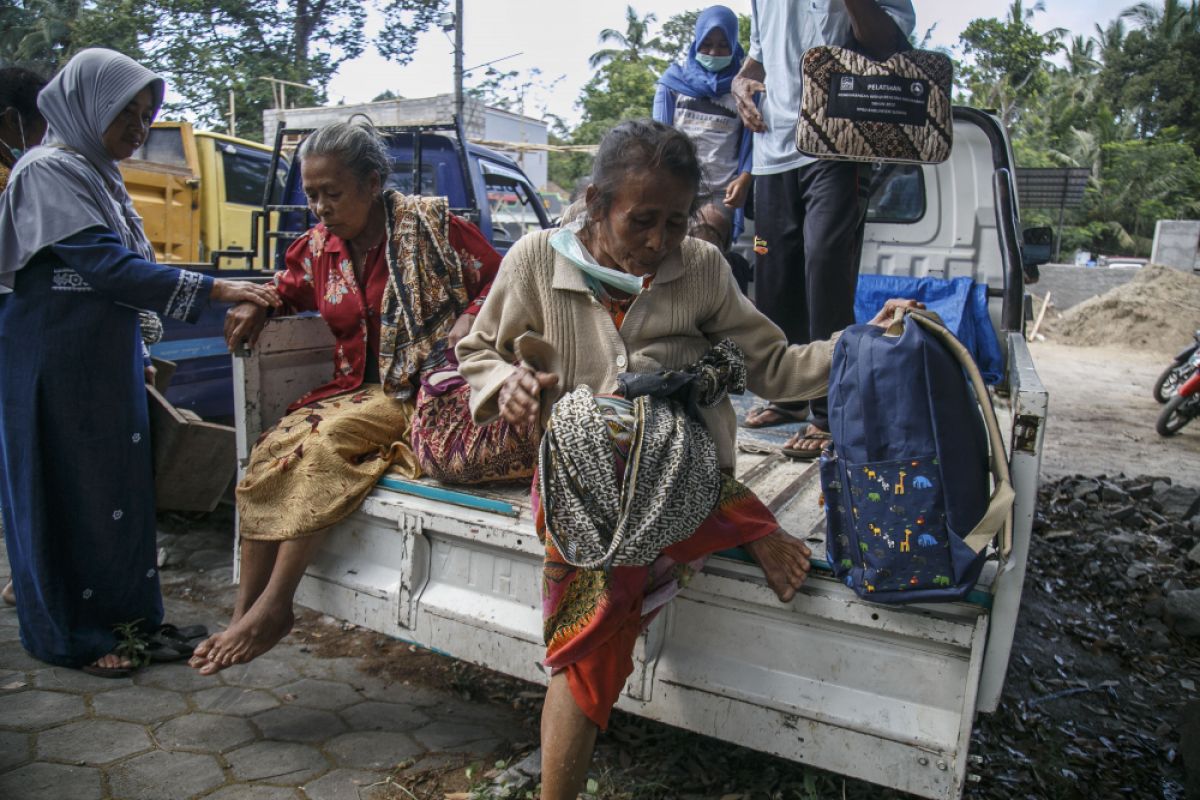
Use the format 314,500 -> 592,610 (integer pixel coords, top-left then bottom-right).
189,122 -> 536,674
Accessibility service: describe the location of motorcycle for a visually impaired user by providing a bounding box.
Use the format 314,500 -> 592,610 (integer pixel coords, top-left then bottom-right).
1156,347 -> 1200,437
1154,330 -> 1200,403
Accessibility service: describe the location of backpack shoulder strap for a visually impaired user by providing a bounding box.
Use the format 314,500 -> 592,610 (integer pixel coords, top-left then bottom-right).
907,310 -> 1015,557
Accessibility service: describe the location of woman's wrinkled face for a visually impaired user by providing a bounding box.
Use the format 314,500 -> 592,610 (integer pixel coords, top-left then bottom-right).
698,28 -> 732,57
587,169 -> 694,277
301,154 -> 380,241
102,86 -> 155,161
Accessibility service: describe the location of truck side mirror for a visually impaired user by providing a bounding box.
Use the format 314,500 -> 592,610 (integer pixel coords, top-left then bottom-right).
1020,226 -> 1053,284
1021,226 -> 1052,267
1023,226 -> 1053,246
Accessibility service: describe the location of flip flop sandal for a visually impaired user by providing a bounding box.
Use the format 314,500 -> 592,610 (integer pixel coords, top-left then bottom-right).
158,623 -> 208,642
81,659 -> 134,679
741,403 -> 809,429
781,430 -> 833,461
146,634 -> 192,662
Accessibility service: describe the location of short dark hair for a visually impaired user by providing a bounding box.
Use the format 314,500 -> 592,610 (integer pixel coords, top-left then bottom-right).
0,67 -> 47,125
586,119 -> 706,220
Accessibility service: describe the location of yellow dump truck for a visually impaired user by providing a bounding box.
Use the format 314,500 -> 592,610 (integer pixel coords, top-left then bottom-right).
120,122 -> 284,268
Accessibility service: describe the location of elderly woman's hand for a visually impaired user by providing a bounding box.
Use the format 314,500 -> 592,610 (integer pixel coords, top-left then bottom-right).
211,279 -> 280,309
224,301 -> 270,352
498,364 -> 559,426
447,312 -> 475,351
867,298 -> 925,329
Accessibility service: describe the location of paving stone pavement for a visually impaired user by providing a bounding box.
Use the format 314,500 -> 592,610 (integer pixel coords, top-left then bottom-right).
0,522 -> 528,799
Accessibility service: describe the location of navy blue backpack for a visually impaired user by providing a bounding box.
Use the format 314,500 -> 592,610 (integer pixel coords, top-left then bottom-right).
820,310 -> 1014,603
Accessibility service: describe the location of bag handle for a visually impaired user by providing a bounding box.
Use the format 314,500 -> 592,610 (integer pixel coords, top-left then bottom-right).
906,310 -> 1014,557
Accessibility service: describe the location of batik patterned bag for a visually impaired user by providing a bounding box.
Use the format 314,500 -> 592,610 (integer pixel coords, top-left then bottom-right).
795,45 -> 953,164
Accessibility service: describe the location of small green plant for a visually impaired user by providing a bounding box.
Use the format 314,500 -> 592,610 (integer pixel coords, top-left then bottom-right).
113,619 -> 150,667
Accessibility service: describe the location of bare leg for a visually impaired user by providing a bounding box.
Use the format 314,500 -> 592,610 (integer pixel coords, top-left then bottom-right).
540,671 -> 598,800
189,538 -> 278,666
2,581 -> 13,606
743,527 -> 812,602
190,532 -> 326,674
231,539 -> 279,624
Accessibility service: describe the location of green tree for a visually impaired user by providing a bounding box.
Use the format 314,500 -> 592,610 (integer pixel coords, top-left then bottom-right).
549,56 -> 662,194
0,0 -> 156,74
0,0 -> 444,141
588,5 -> 668,69
1100,2 -> 1200,150
957,0 -> 1065,127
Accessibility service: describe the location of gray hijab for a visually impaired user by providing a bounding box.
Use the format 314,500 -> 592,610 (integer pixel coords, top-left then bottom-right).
0,48 -> 164,293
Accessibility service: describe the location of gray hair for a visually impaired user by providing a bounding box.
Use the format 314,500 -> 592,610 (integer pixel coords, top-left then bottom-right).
297,122 -> 390,188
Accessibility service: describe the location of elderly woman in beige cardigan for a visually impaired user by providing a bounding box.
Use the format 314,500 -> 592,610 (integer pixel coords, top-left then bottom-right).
457,119 -> 916,800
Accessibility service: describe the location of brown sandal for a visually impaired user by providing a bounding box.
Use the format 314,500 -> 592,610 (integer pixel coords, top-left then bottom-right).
741,403 -> 809,429
781,429 -> 832,461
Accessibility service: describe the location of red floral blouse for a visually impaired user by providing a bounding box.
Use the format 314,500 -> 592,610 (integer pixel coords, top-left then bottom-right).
276,215 -> 501,410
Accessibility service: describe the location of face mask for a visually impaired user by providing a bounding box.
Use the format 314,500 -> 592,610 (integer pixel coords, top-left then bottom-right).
696,53 -> 733,73
549,219 -> 645,296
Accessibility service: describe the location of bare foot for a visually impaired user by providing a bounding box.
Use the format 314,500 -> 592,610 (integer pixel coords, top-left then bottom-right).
93,652 -> 133,670
2,581 -> 13,606
188,602 -> 294,675
781,424 -> 832,460
744,528 -> 812,602
81,651 -> 135,677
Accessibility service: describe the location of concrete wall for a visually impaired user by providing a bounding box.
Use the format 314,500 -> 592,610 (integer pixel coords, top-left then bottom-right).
1151,220 -> 1200,271
1030,264 -> 1138,310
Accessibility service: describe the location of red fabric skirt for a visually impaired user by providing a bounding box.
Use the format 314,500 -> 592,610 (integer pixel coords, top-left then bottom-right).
534,474 -> 778,729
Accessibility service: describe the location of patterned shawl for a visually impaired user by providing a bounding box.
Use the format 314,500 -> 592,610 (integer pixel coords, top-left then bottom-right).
539,387 -> 722,570
378,191 -> 469,399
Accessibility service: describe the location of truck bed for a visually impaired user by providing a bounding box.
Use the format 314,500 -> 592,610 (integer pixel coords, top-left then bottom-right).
234,314 -> 1047,800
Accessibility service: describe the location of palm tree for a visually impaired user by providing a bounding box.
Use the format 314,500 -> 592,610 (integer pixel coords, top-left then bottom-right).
1122,0 -> 1200,41
588,6 -> 669,69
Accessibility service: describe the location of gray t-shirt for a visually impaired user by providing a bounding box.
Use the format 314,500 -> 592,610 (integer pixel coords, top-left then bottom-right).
748,0 -> 917,176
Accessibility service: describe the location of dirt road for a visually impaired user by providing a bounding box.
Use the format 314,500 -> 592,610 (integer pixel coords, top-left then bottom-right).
1030,340 -> 1200,484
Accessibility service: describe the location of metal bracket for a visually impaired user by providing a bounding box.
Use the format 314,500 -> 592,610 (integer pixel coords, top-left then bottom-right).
1012,413 -> 1041,454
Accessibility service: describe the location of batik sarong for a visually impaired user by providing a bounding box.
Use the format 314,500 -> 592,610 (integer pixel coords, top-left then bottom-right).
237,385 -> 419,540
535,397 -> 779,729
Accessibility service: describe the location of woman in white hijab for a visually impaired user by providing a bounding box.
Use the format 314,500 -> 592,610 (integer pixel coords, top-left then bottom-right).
0,49 -> 278,677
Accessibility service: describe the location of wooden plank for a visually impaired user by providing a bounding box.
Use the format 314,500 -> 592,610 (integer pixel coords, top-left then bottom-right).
148,385 -> 236,512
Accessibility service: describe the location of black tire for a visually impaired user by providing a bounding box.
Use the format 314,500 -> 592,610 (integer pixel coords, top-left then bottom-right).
1153,363 -> 1188,404
1156,393 -> 1196,437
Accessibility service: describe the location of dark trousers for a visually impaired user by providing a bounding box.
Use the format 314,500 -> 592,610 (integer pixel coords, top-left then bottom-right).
754,160 -> 864,429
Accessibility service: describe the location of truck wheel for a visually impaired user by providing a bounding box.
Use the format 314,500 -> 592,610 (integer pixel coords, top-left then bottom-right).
1153,363 -> 1187,404
1156,394 -> 1196,437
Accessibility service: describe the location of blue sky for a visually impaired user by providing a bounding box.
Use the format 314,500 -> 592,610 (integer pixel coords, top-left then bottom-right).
326,0 -> 1140,124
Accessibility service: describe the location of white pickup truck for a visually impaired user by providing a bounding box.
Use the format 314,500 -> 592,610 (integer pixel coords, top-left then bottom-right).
232,107 -> 1049,800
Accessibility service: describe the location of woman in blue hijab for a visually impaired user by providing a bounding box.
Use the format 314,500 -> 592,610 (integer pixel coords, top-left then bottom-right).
0,49 -> 277,676
653,5 -> 752,238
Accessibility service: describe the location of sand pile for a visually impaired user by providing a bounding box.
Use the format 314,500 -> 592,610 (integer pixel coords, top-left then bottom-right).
1046,264 -> 1200,350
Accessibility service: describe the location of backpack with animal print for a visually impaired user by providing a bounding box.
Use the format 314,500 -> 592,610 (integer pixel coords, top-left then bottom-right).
820,310 -> 1014,603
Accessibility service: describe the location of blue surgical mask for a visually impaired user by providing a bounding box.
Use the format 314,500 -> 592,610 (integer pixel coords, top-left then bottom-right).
549,219 -> 645,296
696,53 -> 733,73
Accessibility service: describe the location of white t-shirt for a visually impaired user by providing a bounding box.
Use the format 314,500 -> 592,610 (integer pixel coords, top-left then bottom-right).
748,0 -> 917,176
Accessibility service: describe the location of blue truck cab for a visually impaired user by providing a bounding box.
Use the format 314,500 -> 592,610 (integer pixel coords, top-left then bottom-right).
152,121 -> 551,420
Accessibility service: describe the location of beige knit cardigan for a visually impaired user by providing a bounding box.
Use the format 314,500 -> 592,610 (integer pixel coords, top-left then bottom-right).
456,229 -> 837,468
